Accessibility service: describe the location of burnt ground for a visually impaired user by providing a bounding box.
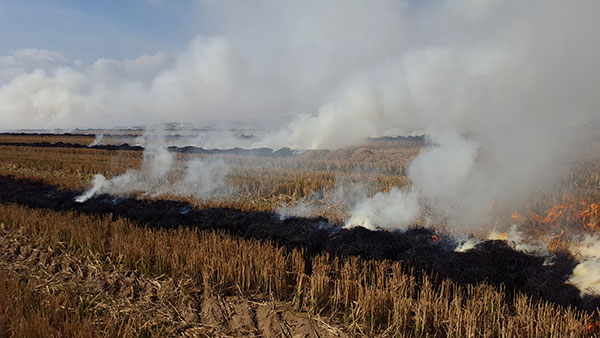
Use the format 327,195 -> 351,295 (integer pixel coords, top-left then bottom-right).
0,175 -> 598,313
0,141 -> 295,157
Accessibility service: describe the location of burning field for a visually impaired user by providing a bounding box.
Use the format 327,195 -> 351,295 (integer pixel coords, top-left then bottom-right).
0,134 -> 600,336
2,1 -> 600,336
0,173 -> 596,311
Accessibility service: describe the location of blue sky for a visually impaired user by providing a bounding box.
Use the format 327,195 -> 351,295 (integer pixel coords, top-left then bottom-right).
0,0 -> 198,62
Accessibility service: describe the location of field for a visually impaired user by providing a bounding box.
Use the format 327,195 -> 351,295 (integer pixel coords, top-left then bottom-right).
1,133 -> 600,337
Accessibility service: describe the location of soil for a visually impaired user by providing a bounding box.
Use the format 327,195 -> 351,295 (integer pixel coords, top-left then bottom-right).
0,175 -> 598,313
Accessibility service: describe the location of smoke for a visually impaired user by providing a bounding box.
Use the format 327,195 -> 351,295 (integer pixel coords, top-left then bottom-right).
0,0 -> 407,130
87,134 -> 104,147
75,174 -> 110,203
3,1 -> 599,231
330,0 -> 600,231
76,131 -> 230,202
346,188 -> 419,231
174,158 -> 230,199
0,1 -> 585,131
567,235 -> 600,297
569,260 -> 600,297
345,132 -> 477,230
276,175 -> 371,221
276,201 -> 318,221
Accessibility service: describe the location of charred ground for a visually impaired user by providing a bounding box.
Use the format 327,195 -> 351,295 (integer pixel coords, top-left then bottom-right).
0,175 -> 596,314
0,141 -> 295,157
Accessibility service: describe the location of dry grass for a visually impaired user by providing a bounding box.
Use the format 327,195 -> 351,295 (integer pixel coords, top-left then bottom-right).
0,207 -> 342,337
0,134 -> 95,145
0,203 -> 596,337
1,134 -> 600,336
0,267 -> 96,337
0,137 -> 415,222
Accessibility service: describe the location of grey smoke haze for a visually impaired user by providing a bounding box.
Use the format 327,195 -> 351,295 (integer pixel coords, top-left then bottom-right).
2,1 -> 594,136
4,0 -> 600,231
76,131 -> 230,202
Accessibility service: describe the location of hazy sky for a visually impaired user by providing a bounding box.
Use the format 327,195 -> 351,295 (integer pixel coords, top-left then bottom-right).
0,0 -> 197,62
0,0 -> 598,136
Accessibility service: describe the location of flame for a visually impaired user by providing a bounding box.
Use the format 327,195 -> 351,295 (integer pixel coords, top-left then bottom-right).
432,234 -> 441,244
487,231 -> 508,241
511,212 -> 525,223
588,321 -> 600,335
547,229 -> 568,252
511,201 -> 599,232
509,199 -> 599,252
542,204 -> 573,223
579,203 -> 600,231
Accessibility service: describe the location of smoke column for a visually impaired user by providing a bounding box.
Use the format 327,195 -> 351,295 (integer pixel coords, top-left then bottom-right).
3,1 -> 599,231
76,130 -> 230,202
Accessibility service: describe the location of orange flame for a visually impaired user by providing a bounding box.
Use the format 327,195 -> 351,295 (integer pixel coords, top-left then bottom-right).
511,201 -> 599,232
541,204 -> 573,224
432,234 -> 441,244
511,213 -> 525,222
588,321 -> 600,335
508,199 -> 600,253
579,203 -> 600,231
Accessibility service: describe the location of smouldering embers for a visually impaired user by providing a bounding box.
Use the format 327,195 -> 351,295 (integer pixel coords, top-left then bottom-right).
428,200 -> 600,298
507,202 -> 600,297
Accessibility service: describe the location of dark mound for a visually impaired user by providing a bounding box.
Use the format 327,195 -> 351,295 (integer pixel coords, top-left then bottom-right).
0,175 -> 596,312
0,141 -> 294,158
368,135 -> 426,144
0,132 -> 97,137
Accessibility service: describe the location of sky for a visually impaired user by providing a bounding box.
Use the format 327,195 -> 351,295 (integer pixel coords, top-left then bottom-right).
0,0 -> 598,140
0,0 -> 197,63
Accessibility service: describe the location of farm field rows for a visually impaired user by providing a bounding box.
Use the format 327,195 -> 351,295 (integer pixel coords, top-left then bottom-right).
1,134 -> 600,336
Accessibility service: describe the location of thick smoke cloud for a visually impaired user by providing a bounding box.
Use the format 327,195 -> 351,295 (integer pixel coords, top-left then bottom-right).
0,0 -> 409,130
4,0 -> 600,232
76,131 -> 230,202
3,1 -> 598,138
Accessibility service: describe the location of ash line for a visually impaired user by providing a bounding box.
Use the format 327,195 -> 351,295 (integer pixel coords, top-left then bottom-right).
0,142 -> 295,157
0,175 -> 596,313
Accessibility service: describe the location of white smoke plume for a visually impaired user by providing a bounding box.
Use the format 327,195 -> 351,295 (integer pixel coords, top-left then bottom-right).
5,0 -> 598,299
174,158 -> 230,199
346,132 -> 479,230
87,134 -> 104,147
0,1 -> 591,134
567,235 -> 600,297
277,173 -> 379,222
276,201 -> 318,221
3,1 -> 599,232
569,260 -> 600,297
76,131 -> 230,202
346,188 -> 419,231
335,0 -> 600,231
